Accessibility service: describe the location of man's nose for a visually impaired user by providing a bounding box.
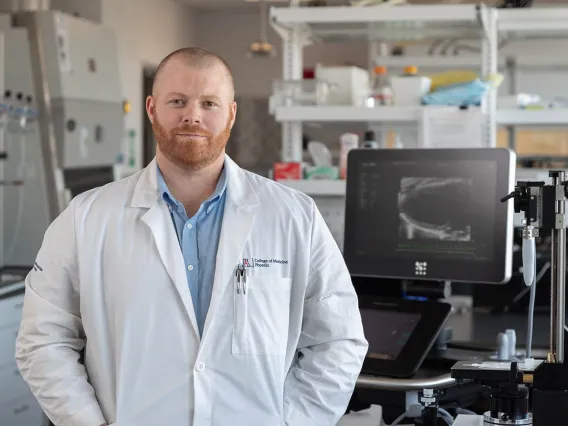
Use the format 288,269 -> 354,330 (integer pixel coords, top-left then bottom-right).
182,104 -> 202,124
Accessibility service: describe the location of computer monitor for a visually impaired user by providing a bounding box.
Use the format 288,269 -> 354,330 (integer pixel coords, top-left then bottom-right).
343,148 -> 515,284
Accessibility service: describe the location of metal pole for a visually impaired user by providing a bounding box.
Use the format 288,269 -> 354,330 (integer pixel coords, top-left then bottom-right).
357,373 -> 456,391
507,56 -> 517,152
281,28 -> 303,162
549,172 -> 566,363
0,33 -> 4,268
480,6 -> 497,148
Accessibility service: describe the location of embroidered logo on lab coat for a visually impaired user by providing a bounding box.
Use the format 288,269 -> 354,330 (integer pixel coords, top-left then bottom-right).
243,258 -> 288,268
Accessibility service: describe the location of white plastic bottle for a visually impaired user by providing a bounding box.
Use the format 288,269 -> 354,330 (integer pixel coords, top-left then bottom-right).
339,133 -> 359,179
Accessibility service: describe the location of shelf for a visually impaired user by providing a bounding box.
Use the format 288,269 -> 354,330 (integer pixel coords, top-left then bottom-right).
497,109 -> 568,126
499,8 -> 568,39
277,179 -> 346,196
274,106 -> 568,125
374,55 -> 502,70
270,4 -> 487,42
274,105 -> 422,122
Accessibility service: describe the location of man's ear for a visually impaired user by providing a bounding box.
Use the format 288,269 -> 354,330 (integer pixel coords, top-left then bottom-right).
229,101 -> 237,129
146,96 -> 155,124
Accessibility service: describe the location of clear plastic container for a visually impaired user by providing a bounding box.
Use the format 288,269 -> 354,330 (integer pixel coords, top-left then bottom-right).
390,66 -> 432,106
365,66 -> 393,107
272,79 -> 335,106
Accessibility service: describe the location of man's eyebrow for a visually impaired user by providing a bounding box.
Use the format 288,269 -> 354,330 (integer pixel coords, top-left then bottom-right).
202,95 -> 222,102
164,92 -> 187,98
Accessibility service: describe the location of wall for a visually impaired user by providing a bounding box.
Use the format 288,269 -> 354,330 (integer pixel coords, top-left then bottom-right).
101,0 -> 196,171
50,0 -> 101,22
194,9 -> 369,98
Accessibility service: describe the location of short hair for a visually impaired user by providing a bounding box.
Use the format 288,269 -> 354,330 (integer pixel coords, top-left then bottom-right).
152,47 -> 235,99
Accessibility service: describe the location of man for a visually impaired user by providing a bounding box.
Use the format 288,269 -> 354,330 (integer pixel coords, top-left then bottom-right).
15,47 -> 368,426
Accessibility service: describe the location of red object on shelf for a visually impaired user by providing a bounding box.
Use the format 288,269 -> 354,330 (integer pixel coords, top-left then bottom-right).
303,68 -> 315,79
273,162 -> 302,181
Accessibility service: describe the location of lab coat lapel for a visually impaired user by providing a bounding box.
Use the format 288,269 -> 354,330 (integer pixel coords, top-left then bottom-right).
133,159 -> 200,339
202,156 -> 259,339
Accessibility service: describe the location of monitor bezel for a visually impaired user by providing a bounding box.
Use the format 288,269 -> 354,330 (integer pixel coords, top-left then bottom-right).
343,148 -> 515,284
360,297 -> 453,378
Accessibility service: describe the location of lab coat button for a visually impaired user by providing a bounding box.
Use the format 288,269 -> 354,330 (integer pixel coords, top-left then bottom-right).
195,362 -> 205,372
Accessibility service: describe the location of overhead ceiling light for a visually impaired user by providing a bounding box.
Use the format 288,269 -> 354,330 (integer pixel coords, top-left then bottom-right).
247,0 -> 277,59
248,40 -> 277,58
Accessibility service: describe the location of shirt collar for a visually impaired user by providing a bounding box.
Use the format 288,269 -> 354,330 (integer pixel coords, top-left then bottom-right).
156,159 -> 228,212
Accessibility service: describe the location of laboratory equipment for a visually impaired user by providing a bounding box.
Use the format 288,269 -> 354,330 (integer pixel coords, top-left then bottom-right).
343,148 -> 516,286
359,297 -> 452,378
452,171 -> 568,425
0,7 -> 123,270
344,148 -> 516,425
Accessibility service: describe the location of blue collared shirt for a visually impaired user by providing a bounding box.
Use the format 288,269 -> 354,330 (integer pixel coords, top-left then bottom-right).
157,163 -> 227,337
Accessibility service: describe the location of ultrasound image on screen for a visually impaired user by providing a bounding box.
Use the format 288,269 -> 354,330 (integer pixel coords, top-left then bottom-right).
349,159 -> 497,267
361,309 -> 421,361
398,177 -> 473,242
343,151 -> 508,282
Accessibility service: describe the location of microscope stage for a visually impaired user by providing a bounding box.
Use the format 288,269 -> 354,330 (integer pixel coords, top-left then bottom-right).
453,415 -> 483,426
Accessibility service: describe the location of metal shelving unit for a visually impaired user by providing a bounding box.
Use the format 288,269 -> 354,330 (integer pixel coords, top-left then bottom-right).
497,8 -> 568,128
498,7 -> 568,38
269,3 -> 499,163
498,109 -> 568,126
274,105 -> 422,122
277,179 -> 346,196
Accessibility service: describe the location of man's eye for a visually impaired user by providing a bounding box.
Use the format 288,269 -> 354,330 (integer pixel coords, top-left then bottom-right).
204,101 -> 217,108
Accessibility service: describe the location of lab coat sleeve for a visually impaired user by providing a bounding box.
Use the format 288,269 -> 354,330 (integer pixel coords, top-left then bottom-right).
15,199 -> 107,426
283,200 -> 369,426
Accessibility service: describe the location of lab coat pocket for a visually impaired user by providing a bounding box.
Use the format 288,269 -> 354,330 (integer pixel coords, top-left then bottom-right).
232,276 -> 292,355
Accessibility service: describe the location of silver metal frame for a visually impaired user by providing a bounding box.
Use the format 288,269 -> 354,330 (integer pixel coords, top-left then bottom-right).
14,11 -> 66,218
504,148 -> 516,283
481,6 -> 498,149
356,373 -> 456,391
0,32 -> 4,266
549,171 -> 566,364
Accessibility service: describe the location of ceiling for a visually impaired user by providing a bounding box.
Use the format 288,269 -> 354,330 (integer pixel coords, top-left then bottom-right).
181,0 -> 565,11
182,0 -> 369,11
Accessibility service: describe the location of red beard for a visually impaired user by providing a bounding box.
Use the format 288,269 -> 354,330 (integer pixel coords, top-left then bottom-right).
153,111 -> 232,170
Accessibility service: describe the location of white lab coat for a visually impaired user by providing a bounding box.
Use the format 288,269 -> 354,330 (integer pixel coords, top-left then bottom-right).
15,155 -> 368,426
